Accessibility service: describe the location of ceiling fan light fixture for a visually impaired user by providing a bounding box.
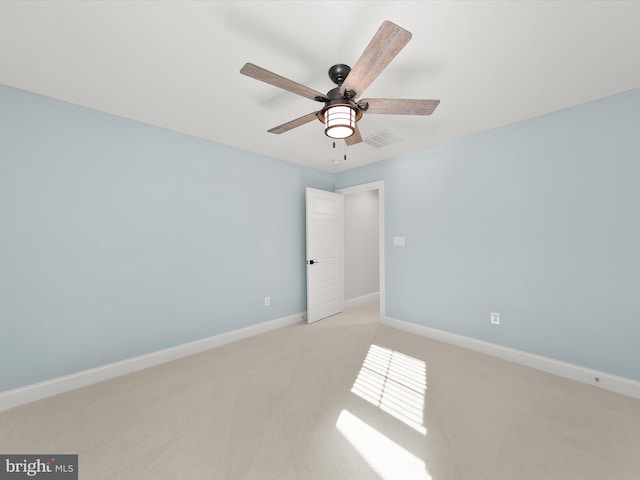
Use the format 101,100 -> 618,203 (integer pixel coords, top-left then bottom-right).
324,105 -> 356,139
241,22 -> 440,146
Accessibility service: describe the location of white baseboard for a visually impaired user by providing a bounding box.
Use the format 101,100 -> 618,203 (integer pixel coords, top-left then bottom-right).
346,292 -> 380,307
383,316 -> 640,400
0,312 -> 305,412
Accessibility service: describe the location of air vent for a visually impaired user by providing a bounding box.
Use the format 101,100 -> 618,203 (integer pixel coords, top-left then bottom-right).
363,130 -> 405,148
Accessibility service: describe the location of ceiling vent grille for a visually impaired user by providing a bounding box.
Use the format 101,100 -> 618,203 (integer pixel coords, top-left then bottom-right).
363,130 -> 405,148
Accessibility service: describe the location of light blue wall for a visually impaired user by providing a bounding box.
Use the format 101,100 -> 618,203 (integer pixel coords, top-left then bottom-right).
3,84 -> 639,394
0,85 -> 334,392
336,88 -> 640,382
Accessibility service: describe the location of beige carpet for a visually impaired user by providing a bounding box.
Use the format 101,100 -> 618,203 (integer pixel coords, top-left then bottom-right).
1,299 -> 639,480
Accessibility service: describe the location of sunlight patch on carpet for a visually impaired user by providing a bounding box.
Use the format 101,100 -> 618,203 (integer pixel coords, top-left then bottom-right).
351,344 -> 427,434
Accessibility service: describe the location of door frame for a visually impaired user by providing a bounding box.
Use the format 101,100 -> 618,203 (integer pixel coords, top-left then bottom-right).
335,181 -> 385,322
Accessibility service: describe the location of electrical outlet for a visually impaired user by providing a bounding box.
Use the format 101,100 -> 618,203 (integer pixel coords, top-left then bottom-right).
491,312 -> 500,325
264,296 -> 270,307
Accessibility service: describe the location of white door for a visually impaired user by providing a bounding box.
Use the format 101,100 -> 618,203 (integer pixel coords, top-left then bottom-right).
306,187 -> 344,323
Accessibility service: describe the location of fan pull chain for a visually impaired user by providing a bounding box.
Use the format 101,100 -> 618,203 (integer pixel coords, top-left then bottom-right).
330,140 -> 346,164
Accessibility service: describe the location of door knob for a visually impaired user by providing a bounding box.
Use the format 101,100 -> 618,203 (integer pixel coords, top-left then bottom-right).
308,259 -> 319,265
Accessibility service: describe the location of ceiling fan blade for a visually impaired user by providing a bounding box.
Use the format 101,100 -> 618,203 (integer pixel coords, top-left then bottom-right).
240,63 -> 327,101
267,111 -> 319,134
361,98 -> 440,115
345,125 -> 363,146
340,21 -> 412,99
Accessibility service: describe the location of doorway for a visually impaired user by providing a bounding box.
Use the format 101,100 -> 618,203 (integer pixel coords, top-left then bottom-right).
336,181 -> 385,321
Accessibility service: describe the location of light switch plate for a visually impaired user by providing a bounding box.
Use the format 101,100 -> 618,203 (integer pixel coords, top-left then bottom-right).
393,236 -> 406,247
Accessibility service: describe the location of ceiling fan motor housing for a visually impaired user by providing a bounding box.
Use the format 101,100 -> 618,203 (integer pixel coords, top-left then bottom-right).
318,87 -> 362,122
317,87 -> 363,124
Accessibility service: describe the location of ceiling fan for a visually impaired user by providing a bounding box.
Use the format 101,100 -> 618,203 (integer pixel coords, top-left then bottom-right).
240,20 -> 439,146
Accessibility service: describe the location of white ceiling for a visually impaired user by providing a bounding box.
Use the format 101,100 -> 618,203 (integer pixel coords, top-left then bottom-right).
1,1 -> 639,172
